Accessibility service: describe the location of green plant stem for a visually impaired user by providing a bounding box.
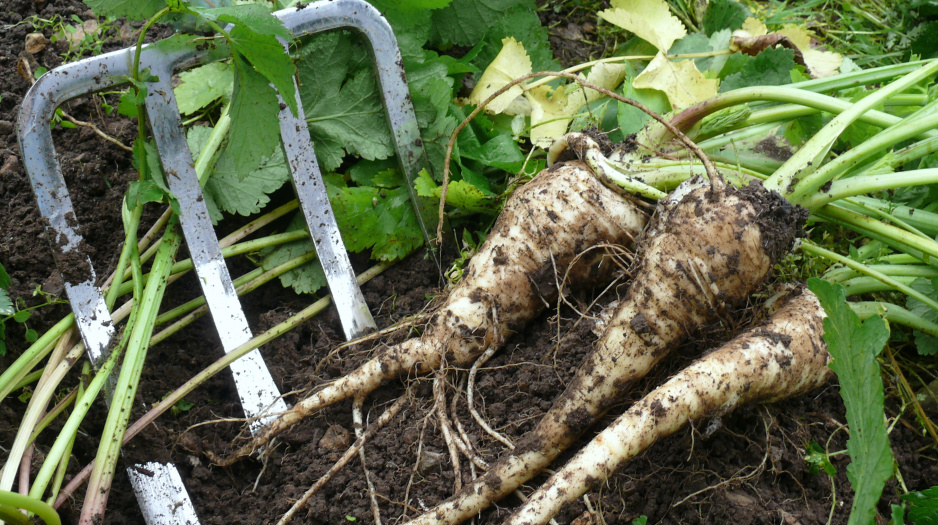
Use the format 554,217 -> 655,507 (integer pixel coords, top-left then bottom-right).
28,331 -> 126,502
824,260 -> 933,283
0,491 -> 60,525
805,169 -> 938,209
0,331 -> 80,492
841,276 -> 917,296
10,369 -> 43,393
821,204 -> 938,263
47,363 -> 88,505
151,251 -> 317,344
851,301 -> 938,338
26,387 -> 78,447
844,198 -> 938,236
802,240 -> 938,311
771,60 -> 938,200
105,204 -> 142,310
0,316 -> 73,407
80,217 -> 181,523
54,260 -> 396,509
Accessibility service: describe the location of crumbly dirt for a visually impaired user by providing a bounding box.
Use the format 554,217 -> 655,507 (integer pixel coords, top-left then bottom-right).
1,1 -> 936,525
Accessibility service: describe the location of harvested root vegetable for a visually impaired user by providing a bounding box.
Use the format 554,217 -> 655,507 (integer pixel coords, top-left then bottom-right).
506,288 -> 831,525
407,174 -> 808,524
224,161 -> 648,460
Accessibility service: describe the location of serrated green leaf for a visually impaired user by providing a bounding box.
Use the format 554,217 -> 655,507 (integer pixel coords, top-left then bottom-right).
228,25 -> 297,116
0,289 -> 14,317
175,62 -> 233,116
703,0 -> 750,36
117,91 -> 139,118
0,262 -> 11,290
348,159 -> 400,187
429,0 -> 524,48
906,277 -> 938,355
720,47 -> 795,92
126,180 -> 168,211
891,503 -> 906,525
227,53 -> 281,181
199,4 -> 290,39
296,32 -> 393,172
415,170 -> 495,213
808,278 -> 894,525
459,133 -> 524,172
901,486 -> 938,524
83,0 -> 164,21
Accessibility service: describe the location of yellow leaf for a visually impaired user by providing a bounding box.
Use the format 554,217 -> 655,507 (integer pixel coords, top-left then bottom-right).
740,17 -> 768,37
633,51 -> 718,109
599,0 -> 686,52
525,63 -> 626,148
469,37 -> 532,114
526,85 -> 573,148
778,25 -> 843,78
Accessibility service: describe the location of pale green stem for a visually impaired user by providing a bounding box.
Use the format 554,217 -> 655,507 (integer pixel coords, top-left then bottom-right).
851,301 -> 938,338
801,241 -> 938,312
80,218 -> 182,523
820,204 -> 938,263
793,111 -> 938,207
47,363 -> 88,505
805,169 -> 938,209
826,264 -> 938,285
771,60 -> 938,200
0,491 -> 59,525
842,276 -> 917,296
0,316 -> 73,407
843,197 -> 938,236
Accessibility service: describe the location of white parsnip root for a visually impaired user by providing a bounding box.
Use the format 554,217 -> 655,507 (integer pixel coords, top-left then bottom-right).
506,288 -> 832,525
408,175 -> 808,524
223,162 -> 647,461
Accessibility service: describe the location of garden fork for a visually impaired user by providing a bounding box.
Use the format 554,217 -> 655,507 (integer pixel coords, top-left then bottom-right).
16,1 -> 433,522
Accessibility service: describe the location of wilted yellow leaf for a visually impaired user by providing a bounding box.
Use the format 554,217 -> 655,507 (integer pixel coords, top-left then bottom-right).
599,0 -> 686,52
778,25 -> 842,77
740,17 -> 768,37
633,52 -> 718,109
525,63 -> 626,147
469,37 -> 532,114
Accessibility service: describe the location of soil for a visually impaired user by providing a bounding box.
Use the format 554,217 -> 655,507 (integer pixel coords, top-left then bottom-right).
1,1 -> 936,525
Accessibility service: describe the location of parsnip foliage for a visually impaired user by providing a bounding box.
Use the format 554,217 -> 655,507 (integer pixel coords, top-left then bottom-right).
808,278 -> 894,525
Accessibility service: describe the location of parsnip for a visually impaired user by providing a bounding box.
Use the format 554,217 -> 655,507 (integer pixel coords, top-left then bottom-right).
407,175 -> 808,524
228,161 -> 648,459
506,288 -> 831,525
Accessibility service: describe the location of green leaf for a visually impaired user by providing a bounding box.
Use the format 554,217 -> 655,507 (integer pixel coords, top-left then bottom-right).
198,4 -> 290,39
901,486 -> 938,525
906,277 -> 938,355
12,310 -> 30,323
0,262 -> 11,290
186,126 -> 290,223
415,170 -> 495,213
126,180 -> 169,211
175,62 -> 233,116
0,289 -> 14,317
891,504 -> 906,525
805,441 -> 836,476
632,517 -> 648,525
911,21 -> 938,60
348,159 -> 399,187
227,53 -> 281,181
24,329 -> 38,343
618,64 -> 672,136
296,32 -> 393,172
720,47 -> 795,93
208,142 -> 291,220
397,0 -> 452,8
702,0 -> 751,36
459,133 -> 525,172
117,91 -> 139,118
808,278 -> 894,525
83,0 -> 165,21
228,25 -> 297,115
429,0 -> 523,47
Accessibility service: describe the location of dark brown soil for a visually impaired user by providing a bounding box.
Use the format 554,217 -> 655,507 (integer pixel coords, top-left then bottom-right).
1,2 -> 936,525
